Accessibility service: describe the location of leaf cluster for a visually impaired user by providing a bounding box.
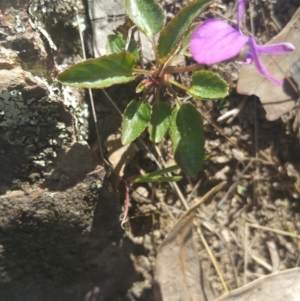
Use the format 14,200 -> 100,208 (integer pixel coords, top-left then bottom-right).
58,0 -> 229,177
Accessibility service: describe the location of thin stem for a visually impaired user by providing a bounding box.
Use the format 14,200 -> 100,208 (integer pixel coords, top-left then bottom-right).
164,81 -> 179,101
150,38 -> 159,67
165,63 -> 202,74
168,78 -> 188,91
133,68 -> 152,76
137,29 -> 144,69
76,14 -> 110,166
102,89 -> 123,116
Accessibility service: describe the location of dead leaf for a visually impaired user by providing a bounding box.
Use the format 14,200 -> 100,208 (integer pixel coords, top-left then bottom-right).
153,183 -> 227,301
154,214 -> 215,301
237,8 -> 300,121
214,268 -> 300,301
105,133 -> 137,191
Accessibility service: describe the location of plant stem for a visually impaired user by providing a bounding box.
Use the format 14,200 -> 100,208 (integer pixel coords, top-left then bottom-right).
168,78 -> 188,91
150,38 -> 159,67
133,68 -> 152,76
165,63 -> 202,74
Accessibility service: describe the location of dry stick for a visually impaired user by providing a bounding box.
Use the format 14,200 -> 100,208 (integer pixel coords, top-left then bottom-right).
282,217 -> 300,266
259,0 -> 270,40
244,222 -> 300,284
180,182 -> 226,220
266,240 -> 280,272
248,223 -> 300,240
76,14 -> 109,166
202,221 -> 239,289
249,1 -> 255,37
269,2 -> 282,31
251,254 -> 273,272
180,182 -> 229,294
186,177 -> 204,204
195,222 -> 229,294
248,1 -> 260,206
198,105 -> 241,148
253,99 -> 259,205
244,222 -> 250,285
217,96 -> 247,123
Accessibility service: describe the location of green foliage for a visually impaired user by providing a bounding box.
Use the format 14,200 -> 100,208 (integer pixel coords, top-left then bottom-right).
133,165 -> 181,183
58,52 -> 136,89
121,100 -> 151,144
188,70 -> 229,99
125,0 -> 165,37
106,34 -> 140,60
170,104 -> 204,176
157,0 -> 212,62
148,102 -> 172,143
179,23 -> 199,56
58,0 -> 228,179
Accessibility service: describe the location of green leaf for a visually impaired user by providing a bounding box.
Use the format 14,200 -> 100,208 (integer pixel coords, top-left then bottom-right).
188,70 -> 229,99
148,102 -> 172,143
134,176 -> 182,183
136,81 -> 146,93
122,100 -> 151,144
125,0 -> 165,37
170,104 -> 204,176
58,52 -> 136,89
106,34 -> 140,60
133,165 -> 181,183
179,22 -> 199,56
157,0 -> 212,63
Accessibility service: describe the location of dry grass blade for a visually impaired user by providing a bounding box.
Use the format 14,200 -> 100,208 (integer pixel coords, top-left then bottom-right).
213,268 -> 300,301
196,223 -> 229,294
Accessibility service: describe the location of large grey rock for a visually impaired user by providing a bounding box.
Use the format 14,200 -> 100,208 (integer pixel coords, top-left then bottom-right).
0,1 -> 136,300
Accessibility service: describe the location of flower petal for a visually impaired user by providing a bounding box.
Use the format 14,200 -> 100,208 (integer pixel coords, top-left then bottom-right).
190,19 -> 249,65
249,37 -> 283,85
255,42 -> 295,55
237,0 -> 246,32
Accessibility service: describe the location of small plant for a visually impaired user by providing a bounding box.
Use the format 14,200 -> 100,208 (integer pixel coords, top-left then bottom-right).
58,0 -> 295,228
59,0 -> 227,177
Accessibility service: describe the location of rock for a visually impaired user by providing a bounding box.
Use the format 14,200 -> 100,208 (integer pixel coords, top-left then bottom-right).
0,0 -> 137,299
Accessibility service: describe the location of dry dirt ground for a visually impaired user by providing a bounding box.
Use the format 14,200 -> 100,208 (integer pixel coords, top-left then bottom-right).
1,0 -> 300,300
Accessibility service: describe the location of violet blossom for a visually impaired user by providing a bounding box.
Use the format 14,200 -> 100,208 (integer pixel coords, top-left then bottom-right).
190,0 -> 295,85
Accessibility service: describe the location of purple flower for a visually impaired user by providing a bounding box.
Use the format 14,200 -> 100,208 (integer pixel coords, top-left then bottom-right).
190,0 -> 295,85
